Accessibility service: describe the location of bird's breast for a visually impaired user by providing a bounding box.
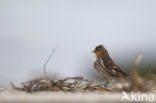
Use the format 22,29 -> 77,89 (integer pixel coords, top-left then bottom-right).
93,56 -> 97,62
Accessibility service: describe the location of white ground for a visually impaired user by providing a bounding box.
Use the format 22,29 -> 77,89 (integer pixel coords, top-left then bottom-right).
0,89 -> 156,103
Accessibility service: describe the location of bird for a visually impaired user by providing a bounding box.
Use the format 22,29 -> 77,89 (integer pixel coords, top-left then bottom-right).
92,45 -> 128,87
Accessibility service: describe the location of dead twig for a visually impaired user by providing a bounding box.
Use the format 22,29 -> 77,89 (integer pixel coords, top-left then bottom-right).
43,42 -> 60,77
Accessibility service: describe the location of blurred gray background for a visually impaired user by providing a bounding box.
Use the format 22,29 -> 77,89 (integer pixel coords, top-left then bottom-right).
0,0 -> 156,87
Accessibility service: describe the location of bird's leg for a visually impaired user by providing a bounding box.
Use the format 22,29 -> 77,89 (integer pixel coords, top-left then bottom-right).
119,77 -> 126,88
104,78 -> 112,88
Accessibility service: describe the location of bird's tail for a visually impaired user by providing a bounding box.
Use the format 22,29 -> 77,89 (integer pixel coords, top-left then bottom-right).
122,71 -> 137,80
123,72 -> 129,77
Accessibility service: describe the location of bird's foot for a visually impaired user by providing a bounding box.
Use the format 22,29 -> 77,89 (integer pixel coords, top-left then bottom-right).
104,81 -> 112,88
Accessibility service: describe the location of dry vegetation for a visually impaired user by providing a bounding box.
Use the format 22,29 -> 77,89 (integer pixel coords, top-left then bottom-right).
11,76 -> 111,92
10,52 -> 156,93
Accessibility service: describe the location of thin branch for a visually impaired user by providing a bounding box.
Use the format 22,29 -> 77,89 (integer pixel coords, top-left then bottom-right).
43,42 -> 60,77
133,52 -> 142,66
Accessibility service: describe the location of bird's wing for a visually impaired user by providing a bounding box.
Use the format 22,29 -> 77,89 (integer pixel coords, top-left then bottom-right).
100,54 -> 128,77
99,58 -> 117,77
110,66 -> 128,77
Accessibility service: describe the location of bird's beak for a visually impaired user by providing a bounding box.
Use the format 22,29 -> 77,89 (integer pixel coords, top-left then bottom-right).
92,49 -> 96,53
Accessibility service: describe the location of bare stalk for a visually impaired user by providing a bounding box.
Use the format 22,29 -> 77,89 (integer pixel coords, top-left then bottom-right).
133,52 -> 142,66
43,42 -> 60,77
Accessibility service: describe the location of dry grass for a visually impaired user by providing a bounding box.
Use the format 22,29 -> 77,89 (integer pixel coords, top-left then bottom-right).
11,76 -> 111,92
11,53 -> 155,93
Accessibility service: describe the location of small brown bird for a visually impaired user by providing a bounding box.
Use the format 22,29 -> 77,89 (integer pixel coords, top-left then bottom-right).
92,45 -> 128,86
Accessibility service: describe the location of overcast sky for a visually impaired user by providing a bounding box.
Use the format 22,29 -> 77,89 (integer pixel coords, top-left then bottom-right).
0,0 -> 156,86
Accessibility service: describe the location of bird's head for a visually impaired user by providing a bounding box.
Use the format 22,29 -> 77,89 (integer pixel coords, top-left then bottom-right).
92,45 -> 107,57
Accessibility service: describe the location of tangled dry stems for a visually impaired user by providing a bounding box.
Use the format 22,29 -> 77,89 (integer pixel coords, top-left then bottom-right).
11,76 -> 111,92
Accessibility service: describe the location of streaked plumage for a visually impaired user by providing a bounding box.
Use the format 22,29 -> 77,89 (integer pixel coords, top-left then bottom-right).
92,45 -> 128,85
